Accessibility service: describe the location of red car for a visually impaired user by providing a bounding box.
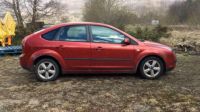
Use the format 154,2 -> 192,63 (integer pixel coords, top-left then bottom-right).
20,22 -> 176,81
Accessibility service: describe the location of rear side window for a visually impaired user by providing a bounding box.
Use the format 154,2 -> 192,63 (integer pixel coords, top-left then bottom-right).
42,28 -> 60,40
57,26 -> 88,42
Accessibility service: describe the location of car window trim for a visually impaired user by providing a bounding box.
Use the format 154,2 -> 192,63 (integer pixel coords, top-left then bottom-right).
41,28 -> 61,41
88,25 -> 138,45
55,25 -> 90,42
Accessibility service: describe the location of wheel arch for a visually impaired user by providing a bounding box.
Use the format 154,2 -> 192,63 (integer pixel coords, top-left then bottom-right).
29,49 -> 66,73
33,55 -> 62,73
136,55 -> 166,73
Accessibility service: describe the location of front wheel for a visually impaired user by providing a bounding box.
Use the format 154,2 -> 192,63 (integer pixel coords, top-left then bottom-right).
139,57 -> 164,79
35,59 -> 60,82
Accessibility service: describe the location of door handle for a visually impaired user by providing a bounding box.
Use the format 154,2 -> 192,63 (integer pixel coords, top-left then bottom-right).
96,46 -> 103,51
56,45 -> 63,49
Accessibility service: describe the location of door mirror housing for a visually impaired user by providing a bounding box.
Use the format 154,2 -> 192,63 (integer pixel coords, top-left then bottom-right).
123,38 -> 130,45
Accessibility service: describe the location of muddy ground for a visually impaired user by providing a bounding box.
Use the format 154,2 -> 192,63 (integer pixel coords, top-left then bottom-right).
0,54 -> 199,112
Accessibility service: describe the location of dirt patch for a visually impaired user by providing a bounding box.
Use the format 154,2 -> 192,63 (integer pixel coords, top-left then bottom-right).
0,54 -> 200,112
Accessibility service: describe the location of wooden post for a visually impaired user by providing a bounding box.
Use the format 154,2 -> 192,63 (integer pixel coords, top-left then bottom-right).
7,36 -> 12,46
1,39 -> 5,47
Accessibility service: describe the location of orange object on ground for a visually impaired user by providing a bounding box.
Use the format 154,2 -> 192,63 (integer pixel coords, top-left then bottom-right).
7,36 -> 12,46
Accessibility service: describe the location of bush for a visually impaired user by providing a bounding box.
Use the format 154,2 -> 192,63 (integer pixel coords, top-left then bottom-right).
12,22 -> 46,46
12,26 -> 31,46
125,25 -> 170,42
83,0 -> 138,30
12,36 -> 22,46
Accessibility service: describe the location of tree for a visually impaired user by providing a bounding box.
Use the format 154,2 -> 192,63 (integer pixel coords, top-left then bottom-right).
24,0 -> 65,31
83,0 -> 138,30
166,0 -> 200,25
0,0 -> 24,28
1,0 -> 65,30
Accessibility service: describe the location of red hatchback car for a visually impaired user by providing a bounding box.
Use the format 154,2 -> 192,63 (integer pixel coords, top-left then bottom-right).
20,22 -> 176,81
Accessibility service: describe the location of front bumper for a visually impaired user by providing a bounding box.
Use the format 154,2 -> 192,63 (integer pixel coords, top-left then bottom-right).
166,52 -> 177,71
166,61 -> 176,71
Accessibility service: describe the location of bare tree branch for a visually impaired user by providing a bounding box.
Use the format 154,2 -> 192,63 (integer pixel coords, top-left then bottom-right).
1,0 -> 66,30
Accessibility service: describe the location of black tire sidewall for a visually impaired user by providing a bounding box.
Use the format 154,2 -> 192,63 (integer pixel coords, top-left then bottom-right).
35,59 -> 60,82
139,57 -> 164,79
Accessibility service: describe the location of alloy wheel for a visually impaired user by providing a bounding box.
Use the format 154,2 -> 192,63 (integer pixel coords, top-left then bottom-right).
37,61 -> 56,80
143,60 -> 161,78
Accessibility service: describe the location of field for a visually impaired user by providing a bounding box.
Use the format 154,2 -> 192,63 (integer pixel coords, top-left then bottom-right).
0,54 -> 200,112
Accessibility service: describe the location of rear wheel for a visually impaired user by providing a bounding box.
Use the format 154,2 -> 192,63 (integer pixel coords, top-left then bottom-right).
35,59 -> 60,81
139,57 -> 164,79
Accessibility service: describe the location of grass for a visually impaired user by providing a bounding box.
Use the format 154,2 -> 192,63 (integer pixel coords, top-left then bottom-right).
0,54 -> 199,111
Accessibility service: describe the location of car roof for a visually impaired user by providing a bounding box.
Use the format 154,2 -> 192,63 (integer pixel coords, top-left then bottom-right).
43,22 -> 119,34
52,22 -> 114,28
36,22 -> 118,36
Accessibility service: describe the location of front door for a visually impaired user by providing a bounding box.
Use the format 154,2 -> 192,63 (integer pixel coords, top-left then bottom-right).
90,25 -> 136,70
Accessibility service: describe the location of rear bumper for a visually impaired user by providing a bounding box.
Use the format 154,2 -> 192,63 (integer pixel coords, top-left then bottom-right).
19,54 -> 32,71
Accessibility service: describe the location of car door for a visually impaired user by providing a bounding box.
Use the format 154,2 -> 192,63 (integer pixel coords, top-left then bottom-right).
90,25 -> 137,70
55,25 -> 91,70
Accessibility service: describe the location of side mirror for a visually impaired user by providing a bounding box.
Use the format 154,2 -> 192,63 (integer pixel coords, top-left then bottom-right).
123,38 -> 130,45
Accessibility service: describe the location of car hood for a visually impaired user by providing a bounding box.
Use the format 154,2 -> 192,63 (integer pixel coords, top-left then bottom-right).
143,41 -> 172,50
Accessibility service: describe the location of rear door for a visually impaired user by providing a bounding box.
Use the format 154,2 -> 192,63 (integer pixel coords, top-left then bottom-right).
90,25 -> 136,70
55,25 -> 91,70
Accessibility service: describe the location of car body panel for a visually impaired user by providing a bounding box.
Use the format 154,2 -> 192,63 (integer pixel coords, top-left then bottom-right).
90,42 -> 136,70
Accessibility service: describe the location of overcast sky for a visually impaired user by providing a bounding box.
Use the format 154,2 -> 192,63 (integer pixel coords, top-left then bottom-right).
63,0 -> 184,14
0,0 -> 184,20
0,0 -> 184,16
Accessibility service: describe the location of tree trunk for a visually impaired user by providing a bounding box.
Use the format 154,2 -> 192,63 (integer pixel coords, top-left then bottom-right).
12,0 -> 24,29
16,0 -> 24,27
31,0 -> 38,31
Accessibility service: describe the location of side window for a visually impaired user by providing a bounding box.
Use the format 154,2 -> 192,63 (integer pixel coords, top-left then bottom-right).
91,26 -> 125,44
42,28 -> 60,40
57,26 -> 88,42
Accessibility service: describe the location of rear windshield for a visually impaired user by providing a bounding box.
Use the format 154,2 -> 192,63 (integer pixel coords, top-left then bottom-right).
42,28 -> 60,40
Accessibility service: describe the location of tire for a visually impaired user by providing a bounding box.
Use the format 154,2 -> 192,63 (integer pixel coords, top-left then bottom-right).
34,58 -> 60,82
139,57 -> 164,79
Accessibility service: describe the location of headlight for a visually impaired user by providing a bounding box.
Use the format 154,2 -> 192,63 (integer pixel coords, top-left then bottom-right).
162,46 -> 173,51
